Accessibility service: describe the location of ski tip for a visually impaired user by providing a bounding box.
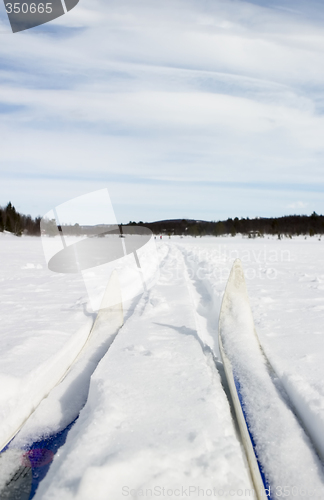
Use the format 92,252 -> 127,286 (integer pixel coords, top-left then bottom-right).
99,270 -> 121,310
218,259 -> 252,340
224,259 -> 248,299
96,269 -> 124,327
230,258 -> 244,283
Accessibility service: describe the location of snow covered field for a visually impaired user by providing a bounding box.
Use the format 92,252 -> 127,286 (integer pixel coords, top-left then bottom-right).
1,233 -> 324,499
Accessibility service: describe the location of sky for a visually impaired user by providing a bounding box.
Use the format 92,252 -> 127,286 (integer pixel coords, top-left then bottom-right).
1,0 -> 324,223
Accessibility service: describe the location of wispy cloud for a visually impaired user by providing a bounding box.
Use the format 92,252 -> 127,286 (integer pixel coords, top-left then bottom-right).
288,201 -> 308,209
1,0 -> 324,220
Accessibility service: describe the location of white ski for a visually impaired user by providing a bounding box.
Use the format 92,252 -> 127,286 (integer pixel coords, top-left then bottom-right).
0,270 -> 123,453
218,259 -> 270,500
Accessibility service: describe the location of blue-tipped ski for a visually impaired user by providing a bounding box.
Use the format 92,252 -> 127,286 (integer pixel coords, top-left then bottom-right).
219,259 -> 272,500
0,271 -> 123,499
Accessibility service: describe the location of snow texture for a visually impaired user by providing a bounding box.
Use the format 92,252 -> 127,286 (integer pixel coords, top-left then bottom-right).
219,259 -> 324,499
36,245 -> 251,499
1,234 -> 324,499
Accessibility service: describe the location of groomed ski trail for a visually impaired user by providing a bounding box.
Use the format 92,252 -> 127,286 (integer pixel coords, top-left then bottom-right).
34,244 -> 254,499
176,243 -> 324,499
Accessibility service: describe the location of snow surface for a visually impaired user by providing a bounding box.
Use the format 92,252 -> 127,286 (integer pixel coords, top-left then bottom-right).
1,233 -> 324,499
219,259 -> 324,499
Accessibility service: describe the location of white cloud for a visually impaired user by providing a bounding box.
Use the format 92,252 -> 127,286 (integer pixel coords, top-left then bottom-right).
1,0 -> 324,219
287,201 -> 308,209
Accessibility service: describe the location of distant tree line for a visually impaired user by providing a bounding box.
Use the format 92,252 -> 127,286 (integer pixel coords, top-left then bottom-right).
1,201 -> 324,238
126,213 -> 324,238
0,202 -> 40,236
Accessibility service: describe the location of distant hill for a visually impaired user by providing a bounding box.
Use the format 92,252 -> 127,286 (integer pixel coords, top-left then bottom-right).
1,202 -> 324,238
126,214 -> 324,238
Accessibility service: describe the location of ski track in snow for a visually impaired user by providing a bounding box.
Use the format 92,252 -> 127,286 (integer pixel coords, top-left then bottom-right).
1,234 -> 324,498
36,244 -> 253,499
218,259 -> 324,499
175,237 -> 324,498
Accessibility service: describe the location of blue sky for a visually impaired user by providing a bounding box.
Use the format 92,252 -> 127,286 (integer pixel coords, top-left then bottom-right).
1,0 -> 324,223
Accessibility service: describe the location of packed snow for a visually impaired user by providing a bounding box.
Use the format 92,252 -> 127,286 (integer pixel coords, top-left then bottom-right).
1,232 -> 324,499
219,259 -> 324,498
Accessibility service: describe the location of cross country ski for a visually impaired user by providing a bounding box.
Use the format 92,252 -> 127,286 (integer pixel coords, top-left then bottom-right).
0,270 -> 123,499
219,259 -> 324,500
